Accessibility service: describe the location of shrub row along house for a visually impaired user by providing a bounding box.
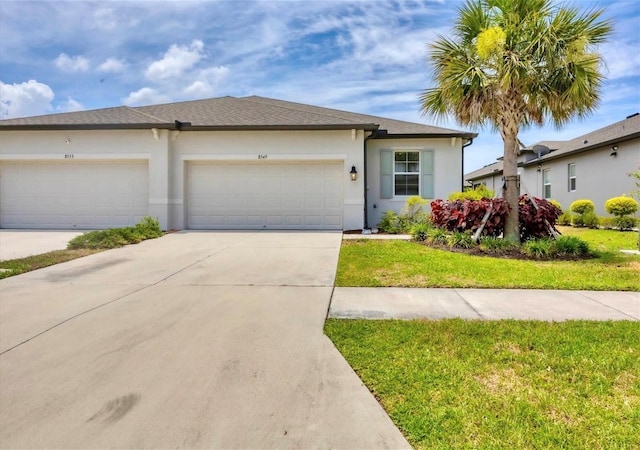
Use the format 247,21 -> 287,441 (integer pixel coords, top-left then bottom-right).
0,96 -> 476,231
465,113 -> 640,216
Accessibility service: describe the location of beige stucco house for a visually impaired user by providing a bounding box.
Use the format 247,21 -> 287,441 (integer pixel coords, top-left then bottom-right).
465,113 -> 640,216
0,96 -> 476,231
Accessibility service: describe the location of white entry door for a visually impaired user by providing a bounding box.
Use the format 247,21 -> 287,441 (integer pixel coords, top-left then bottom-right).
187,161 -> 343,229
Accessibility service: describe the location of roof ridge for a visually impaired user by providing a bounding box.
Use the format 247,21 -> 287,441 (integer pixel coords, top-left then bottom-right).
238,96 -> 377,125
127,106 -> 170,123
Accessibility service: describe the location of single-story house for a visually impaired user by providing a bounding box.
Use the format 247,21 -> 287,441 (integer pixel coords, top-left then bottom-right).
0,96 -> 476,231
465,113 -> 640,216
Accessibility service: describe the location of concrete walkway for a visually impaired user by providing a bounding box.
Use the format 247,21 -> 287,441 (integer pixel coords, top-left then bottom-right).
329,287 -> 640,321
0,231 -> 410,449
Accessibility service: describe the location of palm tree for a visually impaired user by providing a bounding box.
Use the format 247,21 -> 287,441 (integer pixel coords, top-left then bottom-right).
421,0 -> 611,243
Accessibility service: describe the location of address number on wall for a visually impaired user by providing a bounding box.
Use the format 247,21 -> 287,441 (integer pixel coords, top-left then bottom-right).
64,154 -> 75,159
258,154 -> 268,159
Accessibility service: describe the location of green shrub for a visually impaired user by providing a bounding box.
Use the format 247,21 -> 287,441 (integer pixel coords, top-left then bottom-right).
447,231 -> 475,249
410,222 -> 432,241
549,199 -> 563,212
478,236 -> 518,253
605,196 -> 639,217
558,211 -> 573,226
522,238 -> 554,258
377,211 -> 402,234
553,236 -> 590,256
427,228 -> 449,245
402,196 -> 429,223
598,217 -> 615,229
583,211 -> 600,229
570,199 -> 595,215
448,184 -> 494,201
613,216 -> 637,231
67,217 -> 164,250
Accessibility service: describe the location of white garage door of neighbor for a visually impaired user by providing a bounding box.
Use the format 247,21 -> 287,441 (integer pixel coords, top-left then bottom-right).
0,161 -> 149,229
188,161 -> 344,229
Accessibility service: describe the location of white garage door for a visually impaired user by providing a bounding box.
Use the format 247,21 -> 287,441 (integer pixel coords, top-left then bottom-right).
187,161 -> 343,229
0,161 -> 149,229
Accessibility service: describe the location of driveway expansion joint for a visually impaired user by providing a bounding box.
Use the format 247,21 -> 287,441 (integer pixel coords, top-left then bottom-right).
578,291 -> 639,320
453,289 -> 485,319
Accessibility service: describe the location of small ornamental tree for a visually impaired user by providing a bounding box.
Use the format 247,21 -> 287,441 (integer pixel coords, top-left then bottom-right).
605,196 -> 638,231
570,199 -> 595,215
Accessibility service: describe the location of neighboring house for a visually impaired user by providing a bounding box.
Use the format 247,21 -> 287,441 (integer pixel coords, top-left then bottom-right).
0,96 -> 476,231
465,113 -> 640,216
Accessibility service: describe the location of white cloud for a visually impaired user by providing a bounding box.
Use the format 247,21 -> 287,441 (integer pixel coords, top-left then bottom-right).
94,7 -> 117,30
123,87 -> 171,106
98,58 -> 126,73
145,40 -> 205,81
54,53 -> 90,72
182,66 -> 230,98
58,97 -> 84,113
0,79 -> 54,118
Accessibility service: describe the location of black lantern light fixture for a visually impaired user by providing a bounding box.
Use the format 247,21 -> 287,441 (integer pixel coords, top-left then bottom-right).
350,165 -> 358,181
610,145 -> 618,157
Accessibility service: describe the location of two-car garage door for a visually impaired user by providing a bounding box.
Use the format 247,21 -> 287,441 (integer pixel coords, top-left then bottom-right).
187,161 -> 343,229
0,161 -> 148,229
0,160 -> 345,230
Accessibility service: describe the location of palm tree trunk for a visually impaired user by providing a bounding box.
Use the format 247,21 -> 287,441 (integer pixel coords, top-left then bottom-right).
502,133 -> 520,243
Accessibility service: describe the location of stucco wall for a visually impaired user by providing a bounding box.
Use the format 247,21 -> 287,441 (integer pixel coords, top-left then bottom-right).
521,139 -> 639,216
0,128 -> 366,230
365,137 -> 463,228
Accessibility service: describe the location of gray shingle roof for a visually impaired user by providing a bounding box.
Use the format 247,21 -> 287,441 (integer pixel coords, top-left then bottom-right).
0,95 -> 476,137
466,113 -> 640,180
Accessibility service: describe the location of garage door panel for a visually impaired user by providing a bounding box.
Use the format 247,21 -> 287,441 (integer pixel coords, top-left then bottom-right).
187,161 -> 343,230
0,161 -> 148,229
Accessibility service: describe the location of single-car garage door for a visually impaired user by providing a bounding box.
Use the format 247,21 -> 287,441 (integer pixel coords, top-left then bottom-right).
187,161 -> 343,229
0,160 -> 149,229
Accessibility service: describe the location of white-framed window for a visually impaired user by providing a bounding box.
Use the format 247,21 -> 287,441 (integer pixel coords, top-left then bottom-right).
394,151 -> 420,196
568,163 -> 576,192
543,168 -> 551,199
380,148 -> 433,199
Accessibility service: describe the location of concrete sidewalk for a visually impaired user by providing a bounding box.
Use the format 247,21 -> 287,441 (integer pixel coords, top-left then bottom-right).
329,287 -> 640,321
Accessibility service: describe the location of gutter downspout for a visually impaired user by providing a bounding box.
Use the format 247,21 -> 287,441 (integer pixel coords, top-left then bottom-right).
363,130 -> 377,230
462,137 -> 474,190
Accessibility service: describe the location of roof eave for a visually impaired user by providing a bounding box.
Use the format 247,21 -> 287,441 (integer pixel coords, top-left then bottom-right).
0,123 -> 174,131
521,132 -> 640,166
372,132 -> 478,139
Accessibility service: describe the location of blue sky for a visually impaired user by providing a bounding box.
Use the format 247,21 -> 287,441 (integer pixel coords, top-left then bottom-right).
1,0 -> 638,172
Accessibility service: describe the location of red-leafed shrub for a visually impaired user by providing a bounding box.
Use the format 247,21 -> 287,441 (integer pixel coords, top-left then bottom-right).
431,195 -> 561,240
518,195 -> 562,240
430,198 -> 509,237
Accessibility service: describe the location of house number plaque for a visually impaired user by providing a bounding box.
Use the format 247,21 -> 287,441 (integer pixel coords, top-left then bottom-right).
64,154 -> 75,159
258,154 -> 268,159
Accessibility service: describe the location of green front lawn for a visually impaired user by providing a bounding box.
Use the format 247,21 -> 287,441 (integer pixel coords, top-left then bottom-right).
325,319 -> 640,449
337,228 -> 640,291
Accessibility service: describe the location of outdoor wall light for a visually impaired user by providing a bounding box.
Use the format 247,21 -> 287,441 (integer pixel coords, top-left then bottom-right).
610,145 -> 618,157
350,165 -> 358,181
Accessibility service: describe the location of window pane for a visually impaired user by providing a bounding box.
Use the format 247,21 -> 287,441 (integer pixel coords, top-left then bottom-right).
395,175 -> 419,196
570,178 -> 576,191
408,162 -> 419,173
395,152 -> 407,162
569,164 -> 575,177
408,152 -> 419,161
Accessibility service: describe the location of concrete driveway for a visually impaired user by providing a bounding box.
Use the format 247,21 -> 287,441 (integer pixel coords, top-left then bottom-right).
0,231 -> 410,449
0,230 -> 85,260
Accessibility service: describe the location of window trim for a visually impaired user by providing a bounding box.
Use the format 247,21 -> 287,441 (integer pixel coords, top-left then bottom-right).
568,163 -> 576,192
393,150 -> 421,197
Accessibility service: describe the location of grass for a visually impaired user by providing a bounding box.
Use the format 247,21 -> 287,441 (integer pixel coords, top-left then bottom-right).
325,319 -> 640,450
0,249 -> 102,279
337,228 -> 640,291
